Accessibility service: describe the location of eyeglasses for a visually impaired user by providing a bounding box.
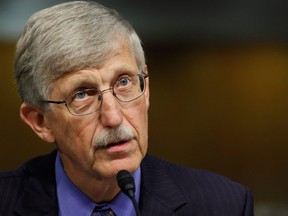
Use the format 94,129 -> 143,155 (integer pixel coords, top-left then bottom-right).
43,73 -> 148,116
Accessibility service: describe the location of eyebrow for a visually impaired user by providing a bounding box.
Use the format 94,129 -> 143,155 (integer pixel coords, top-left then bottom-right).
55,67 -> 140,97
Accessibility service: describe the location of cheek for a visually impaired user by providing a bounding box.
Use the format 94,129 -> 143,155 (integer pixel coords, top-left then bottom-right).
126,100 -> 147,125
50,115 -> 98,152
72,119 -> 99,146
124,101 -> 149,144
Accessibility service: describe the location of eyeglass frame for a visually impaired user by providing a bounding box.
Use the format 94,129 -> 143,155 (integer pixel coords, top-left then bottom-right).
42,73 -> 149,116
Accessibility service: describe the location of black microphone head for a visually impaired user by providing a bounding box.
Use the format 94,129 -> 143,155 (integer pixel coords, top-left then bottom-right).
117,170 -> 135,198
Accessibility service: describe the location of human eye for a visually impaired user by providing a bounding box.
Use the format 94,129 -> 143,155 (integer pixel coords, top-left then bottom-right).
115,75 -> 137,91
118,76 -> 132,87
74,90 -> 87,100
67,89 -> 100,115
70,89 -> 98,102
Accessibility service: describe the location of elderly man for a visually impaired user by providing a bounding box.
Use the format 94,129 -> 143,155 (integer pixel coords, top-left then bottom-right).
0,1 -> 253,215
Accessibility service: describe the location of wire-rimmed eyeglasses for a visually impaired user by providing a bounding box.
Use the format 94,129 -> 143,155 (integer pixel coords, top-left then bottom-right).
43,73 -> 148,116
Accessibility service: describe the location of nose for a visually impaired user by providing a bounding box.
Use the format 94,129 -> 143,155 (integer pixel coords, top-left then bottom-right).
99,88 -> 123,128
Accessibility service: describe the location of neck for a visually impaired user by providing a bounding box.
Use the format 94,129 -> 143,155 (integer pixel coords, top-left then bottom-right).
71,174 -> 120,203
59,155 -> 121,203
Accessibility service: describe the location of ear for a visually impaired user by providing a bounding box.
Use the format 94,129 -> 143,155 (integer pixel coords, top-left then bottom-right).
20,102 -> 55,143
143,65 -> 150,109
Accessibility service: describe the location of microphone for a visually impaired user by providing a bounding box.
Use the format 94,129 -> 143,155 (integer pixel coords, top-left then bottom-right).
117,170 -> 141,216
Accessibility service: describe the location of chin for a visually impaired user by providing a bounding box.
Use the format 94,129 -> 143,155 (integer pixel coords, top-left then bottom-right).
114,157 -> 142,175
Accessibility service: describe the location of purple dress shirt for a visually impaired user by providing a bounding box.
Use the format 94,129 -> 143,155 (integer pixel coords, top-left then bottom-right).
55,153 -> 141,216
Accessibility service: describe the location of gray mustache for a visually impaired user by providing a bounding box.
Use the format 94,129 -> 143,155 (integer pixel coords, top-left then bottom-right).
94,125 -> 134,148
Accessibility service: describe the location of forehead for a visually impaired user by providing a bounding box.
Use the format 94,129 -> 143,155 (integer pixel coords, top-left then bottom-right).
62,46 -> 138,82
49,39 -> 137,82
49,44 -> 139,97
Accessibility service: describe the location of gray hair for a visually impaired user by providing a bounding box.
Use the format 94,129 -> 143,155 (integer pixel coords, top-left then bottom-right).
14,1 -> 145,108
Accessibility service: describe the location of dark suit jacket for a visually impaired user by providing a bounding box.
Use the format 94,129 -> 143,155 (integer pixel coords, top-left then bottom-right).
0,150 -> 254,215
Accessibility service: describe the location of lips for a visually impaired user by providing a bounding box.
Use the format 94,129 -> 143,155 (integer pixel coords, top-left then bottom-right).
106,140 -> 127,148
102,139 -> 134,154
96,138 -> 130,149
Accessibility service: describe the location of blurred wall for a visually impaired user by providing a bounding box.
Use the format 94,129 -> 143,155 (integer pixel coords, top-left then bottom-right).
0,43 -> 54,167
1,0 -> 288,215
2,41 -> 288,214
146,42 -> 288,215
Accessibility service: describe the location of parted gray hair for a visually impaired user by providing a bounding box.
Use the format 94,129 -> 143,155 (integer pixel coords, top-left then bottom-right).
14,1 -> 145,108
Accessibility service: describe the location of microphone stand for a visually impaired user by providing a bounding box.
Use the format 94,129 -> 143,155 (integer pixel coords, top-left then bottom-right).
117,170 -> 141,216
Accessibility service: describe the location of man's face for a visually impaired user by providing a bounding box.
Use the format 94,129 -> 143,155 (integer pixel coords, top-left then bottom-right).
43,42 -> 149,180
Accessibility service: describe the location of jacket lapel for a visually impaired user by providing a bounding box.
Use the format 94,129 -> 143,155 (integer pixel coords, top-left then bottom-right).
140,155 -> 187,215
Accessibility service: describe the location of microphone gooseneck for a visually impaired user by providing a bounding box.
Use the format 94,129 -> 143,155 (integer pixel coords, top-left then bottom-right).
117,170 -> 141,216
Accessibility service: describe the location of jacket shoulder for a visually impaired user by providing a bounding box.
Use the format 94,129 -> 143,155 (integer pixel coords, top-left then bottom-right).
141,155 -> 254,215
0,151 -> 57,215
143,154 -> 247,190
0,150 -> 57,179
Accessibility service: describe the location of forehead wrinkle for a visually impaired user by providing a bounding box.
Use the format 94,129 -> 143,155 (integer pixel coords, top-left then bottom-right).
51,50 -> 139,98
50,69 -> 102,98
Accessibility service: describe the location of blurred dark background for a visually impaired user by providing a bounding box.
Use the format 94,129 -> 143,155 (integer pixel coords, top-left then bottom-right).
1,1 -> 288,215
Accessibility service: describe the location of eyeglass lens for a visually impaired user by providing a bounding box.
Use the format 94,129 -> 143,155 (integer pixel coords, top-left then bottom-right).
66,74 -> 146,116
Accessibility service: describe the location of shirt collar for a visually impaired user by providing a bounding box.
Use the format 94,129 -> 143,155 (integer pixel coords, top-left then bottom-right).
55,152 -> 141,216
